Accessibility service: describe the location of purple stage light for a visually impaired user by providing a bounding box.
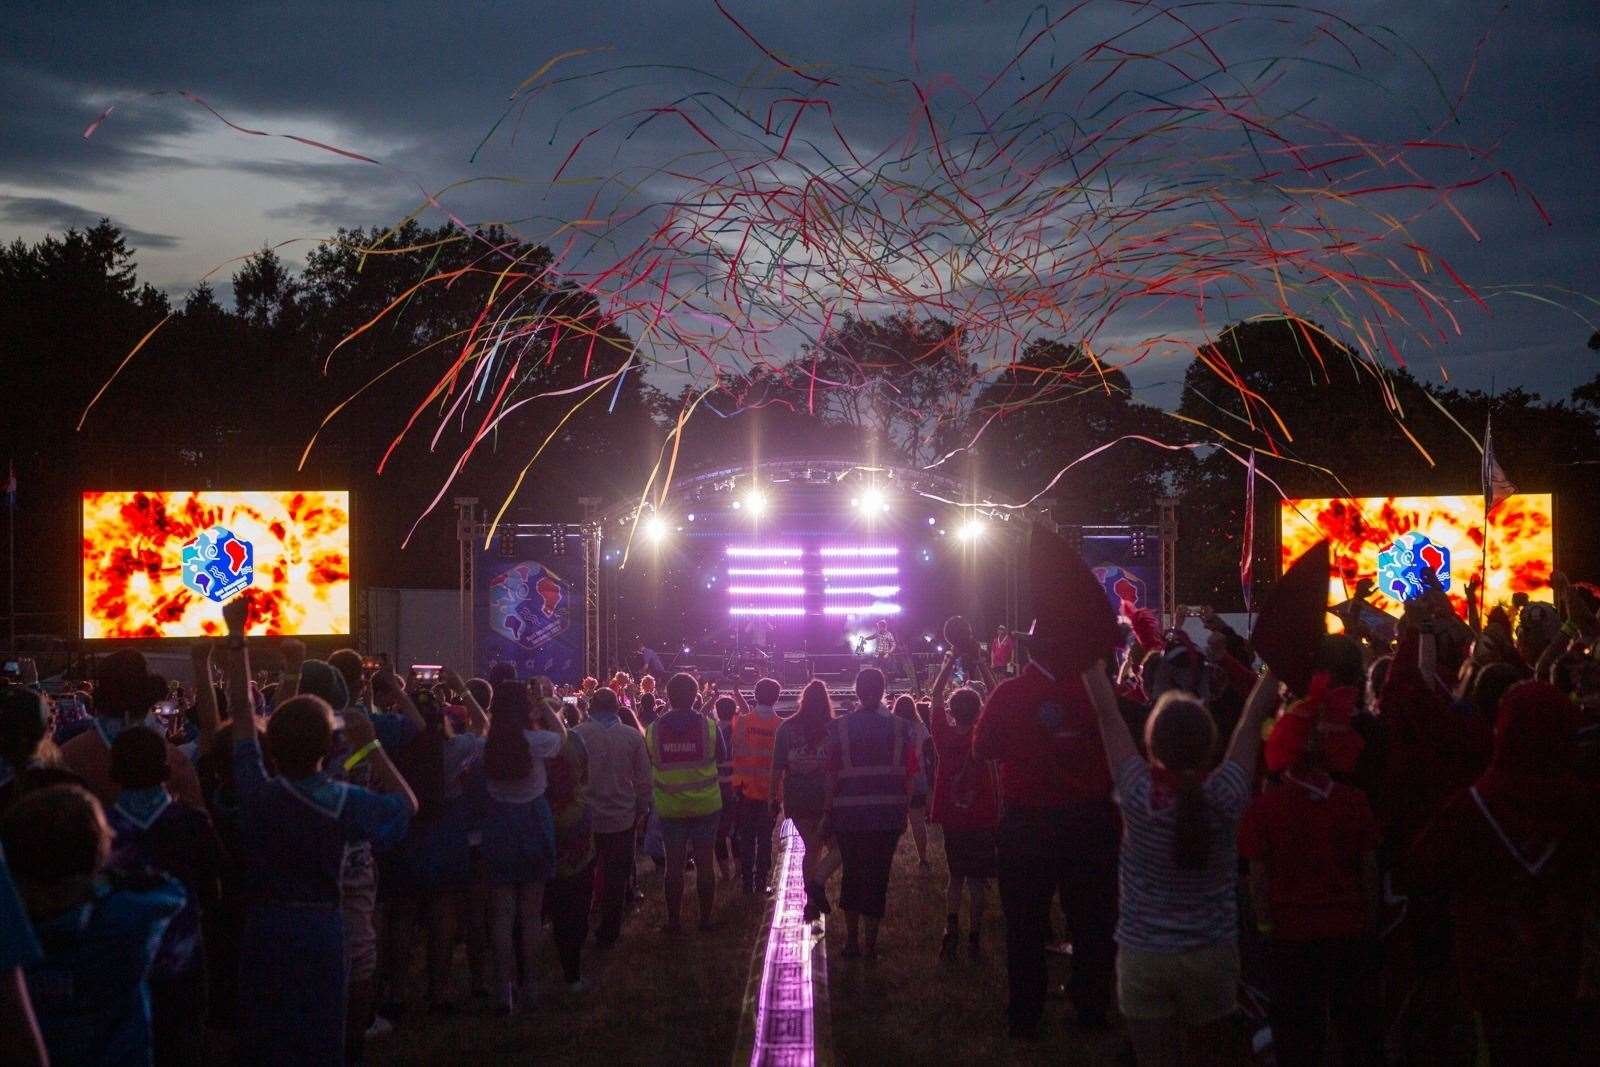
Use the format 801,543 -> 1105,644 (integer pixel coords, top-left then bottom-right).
726,585 -> 806,596
822,585 -> 901,596
724,546 -> 801,557
820,566 -> 898,576
725,566 -> 804,576
822,603 -> 902,615
729,606 -> 806,616
819,546 -> 899,557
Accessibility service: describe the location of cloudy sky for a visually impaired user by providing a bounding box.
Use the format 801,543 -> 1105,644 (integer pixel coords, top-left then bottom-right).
5,1 -> 1597,407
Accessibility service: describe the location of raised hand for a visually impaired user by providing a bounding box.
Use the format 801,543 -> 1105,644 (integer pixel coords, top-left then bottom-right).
222,596 -> 249,637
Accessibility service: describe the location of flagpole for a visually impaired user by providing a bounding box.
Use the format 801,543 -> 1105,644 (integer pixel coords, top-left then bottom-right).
1478,389 -> 1494,629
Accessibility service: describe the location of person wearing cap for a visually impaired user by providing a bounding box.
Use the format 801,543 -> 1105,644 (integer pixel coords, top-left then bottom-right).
58,650 -> 204,810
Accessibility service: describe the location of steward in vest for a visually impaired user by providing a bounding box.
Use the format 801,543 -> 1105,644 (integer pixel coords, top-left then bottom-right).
647,673 -> 728,932
823,668 -> 916,959
731,679 -> 783,895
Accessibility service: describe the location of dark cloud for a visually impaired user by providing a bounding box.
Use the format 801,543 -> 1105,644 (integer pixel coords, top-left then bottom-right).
3,1 -> 1597,402
0,195 -> 180,249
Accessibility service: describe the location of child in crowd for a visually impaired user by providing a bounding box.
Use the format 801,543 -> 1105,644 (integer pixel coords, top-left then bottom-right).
0,685 -> 81,815
927,653 -> 1000,961
1083,661 -> 1277,1067
107,724 -> 225,1067
1,784 -> 185,1067
770,679 -> 840,922
1239,673 -> 1383,1066
1408,680 -> 1600,1065
543,709 -> 595,993
891,695 -> 932,869
477,682 -> 567,1013
220,600 -> 417,1066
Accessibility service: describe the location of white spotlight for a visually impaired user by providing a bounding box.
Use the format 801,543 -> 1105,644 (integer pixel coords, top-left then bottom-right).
859,487 -> 887,513
744,490 -> 767,517
644,515 -> 669,543
957,518 -> 985,542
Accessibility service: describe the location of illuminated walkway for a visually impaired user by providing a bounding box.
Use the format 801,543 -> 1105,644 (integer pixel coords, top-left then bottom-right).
740,822 -> 830,1066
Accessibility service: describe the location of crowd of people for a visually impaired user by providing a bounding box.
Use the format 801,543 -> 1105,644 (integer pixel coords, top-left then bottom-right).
1,549 -> 1597,1066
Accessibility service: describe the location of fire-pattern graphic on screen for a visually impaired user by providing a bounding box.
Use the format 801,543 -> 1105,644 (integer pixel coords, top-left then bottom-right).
83,491 -> 351,638
1279,494 -> 1553,625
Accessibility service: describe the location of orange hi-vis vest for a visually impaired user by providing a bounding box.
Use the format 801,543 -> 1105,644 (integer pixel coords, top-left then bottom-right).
731,711 -> 780,800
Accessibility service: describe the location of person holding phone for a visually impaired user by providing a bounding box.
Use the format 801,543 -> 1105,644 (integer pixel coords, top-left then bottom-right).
221,598 -> 417,1066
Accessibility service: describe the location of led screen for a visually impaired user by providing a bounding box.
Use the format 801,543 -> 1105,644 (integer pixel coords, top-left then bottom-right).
726,542 -> 902,619
82,490 -> 352,638
1279,493 -> 1553,626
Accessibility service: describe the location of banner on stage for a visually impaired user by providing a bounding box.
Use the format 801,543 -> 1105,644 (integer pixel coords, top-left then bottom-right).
475,552 -> 584,684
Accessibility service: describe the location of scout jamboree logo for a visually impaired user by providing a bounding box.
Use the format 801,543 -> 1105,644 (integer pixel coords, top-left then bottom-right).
1376,531 -> 1451,603
181,525 -> 254,603
489,561 -> 570,650
1093,564 -> 1146,609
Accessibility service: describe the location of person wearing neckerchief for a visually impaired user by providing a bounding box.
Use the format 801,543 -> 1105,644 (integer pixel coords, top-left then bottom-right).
1407,680 -> 1599,1066
1241,668 -> 1384,1067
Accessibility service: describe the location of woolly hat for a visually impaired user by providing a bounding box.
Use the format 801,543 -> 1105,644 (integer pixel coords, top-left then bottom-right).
298,659 -> 350,712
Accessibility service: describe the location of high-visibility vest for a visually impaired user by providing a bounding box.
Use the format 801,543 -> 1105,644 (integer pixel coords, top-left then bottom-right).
832,714 -> 910,812
647,713 -> 723,819
731,712 -> 780,800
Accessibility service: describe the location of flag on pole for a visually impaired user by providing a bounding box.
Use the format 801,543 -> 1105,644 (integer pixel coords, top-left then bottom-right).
1240,449 -> 1257,614
1481,414 -> 1516,512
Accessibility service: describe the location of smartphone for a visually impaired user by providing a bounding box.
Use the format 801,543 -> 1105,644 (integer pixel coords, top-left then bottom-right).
563,696 -> 579,707
411,664 -> 441,684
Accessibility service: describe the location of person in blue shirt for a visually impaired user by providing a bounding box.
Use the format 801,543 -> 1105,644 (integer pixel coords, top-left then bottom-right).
108,724 -> 224,1067
1,782 -> 184,1067
219,598 -> 417,1067
0,845 -> 46,1067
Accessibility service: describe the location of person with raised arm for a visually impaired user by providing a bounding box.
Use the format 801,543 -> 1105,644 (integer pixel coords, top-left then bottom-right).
927,649 -> 1001,961
221,597 -> 416,1066
1083,658 -> 1276,1067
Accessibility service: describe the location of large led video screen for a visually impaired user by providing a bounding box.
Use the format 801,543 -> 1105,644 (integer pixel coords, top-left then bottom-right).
1279,493 -> 1553,625
82,491 -> 352,638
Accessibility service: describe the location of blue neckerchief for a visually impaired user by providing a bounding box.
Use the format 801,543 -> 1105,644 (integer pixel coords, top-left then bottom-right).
283,772 -> 344,815
115,786 -> 172,829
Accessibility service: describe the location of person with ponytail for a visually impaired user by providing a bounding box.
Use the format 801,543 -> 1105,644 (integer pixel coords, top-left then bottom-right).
891,695 -> 932,868
1082,659 -> 1277,1066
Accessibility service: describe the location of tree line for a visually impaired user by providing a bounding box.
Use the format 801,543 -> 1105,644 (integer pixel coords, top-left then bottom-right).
3,221 -> 1597,639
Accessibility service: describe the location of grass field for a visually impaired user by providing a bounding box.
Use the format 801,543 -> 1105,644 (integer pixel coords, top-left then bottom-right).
366,862 -> 769,1066
823,824 -> 1131,1067
364,821 -> 1135,1065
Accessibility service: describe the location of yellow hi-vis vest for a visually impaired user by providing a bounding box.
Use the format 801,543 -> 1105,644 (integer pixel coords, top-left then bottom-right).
647,713 -> 723,819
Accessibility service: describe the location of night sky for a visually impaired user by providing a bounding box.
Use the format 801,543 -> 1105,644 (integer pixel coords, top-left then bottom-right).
5,1 -> 1596,407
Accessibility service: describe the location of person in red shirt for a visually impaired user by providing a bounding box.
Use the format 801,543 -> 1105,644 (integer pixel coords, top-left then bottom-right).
974,641 -> 1117,1036
928,652 -> 1001,962
1240,674 -> 1383,1067
1407,680 -> 1599,1066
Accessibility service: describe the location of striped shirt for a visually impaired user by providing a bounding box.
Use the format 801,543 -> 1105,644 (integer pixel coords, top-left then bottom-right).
1112,755 -> 1251,953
